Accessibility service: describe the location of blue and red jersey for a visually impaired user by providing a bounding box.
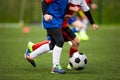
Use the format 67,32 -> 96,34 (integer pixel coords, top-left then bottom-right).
42,0 -> 68,29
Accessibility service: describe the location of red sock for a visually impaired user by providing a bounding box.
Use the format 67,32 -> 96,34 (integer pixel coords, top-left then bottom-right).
69,47 -> 78,57
32,40 -> 50,50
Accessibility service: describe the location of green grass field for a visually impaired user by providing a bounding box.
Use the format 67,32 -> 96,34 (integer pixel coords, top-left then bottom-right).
0,24 -> 120,80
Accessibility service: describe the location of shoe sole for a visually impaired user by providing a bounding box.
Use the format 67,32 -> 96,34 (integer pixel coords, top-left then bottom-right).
51,71 -> 66,74
24,54 -> 36,67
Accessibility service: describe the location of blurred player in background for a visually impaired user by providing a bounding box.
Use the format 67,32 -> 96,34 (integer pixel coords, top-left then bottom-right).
70,0 -> 98,40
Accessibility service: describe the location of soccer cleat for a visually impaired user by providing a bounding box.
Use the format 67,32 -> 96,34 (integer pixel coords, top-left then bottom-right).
67,63 -> 72,70
75,33 -> 81,40
75,32 -> 89,41
80,32 -> 89,41
28,41 -> 34,52
24,43 -> 36,67
51,65 -> 66,74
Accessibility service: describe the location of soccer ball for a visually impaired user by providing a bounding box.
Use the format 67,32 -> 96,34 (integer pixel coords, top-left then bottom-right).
69,52 -> 87,70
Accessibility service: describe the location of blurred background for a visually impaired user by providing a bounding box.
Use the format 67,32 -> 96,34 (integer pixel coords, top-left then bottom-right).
0,0 -> 120,26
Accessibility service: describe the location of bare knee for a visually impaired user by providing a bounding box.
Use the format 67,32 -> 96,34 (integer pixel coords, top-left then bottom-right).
72,40 -> 80,48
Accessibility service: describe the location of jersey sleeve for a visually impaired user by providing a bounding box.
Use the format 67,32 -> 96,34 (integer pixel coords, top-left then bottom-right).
80,0 -> 90,12
84,10 -> 95,25
45,0 -> 54,4
42,0 -> 54,15
86,0 -> 92,4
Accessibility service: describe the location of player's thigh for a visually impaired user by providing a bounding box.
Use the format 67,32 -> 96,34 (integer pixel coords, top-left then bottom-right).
47,28 -> 64,47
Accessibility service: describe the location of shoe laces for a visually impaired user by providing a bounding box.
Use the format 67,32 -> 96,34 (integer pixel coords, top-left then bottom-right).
56,65 -> 62,69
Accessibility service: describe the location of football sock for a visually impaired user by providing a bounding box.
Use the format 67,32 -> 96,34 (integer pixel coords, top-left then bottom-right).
80,19 -> 88,33
32,40 -> 49,50
52,45 -> 62,67
30,43 -> 50,58
67,41 -> 72,46
69,47 -> 78,57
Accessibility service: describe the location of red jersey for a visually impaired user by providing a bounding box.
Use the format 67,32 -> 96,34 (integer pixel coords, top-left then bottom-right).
62,3 -> 79,28
66,3 -> 80,16
62,0 -> 90,28
85,0 -> 92,4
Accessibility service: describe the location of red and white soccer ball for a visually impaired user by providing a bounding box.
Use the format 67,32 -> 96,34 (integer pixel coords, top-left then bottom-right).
69,52 -> 88,70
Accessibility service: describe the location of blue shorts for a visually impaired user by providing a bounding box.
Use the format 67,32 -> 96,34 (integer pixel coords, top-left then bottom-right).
68,16 -> 77,25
